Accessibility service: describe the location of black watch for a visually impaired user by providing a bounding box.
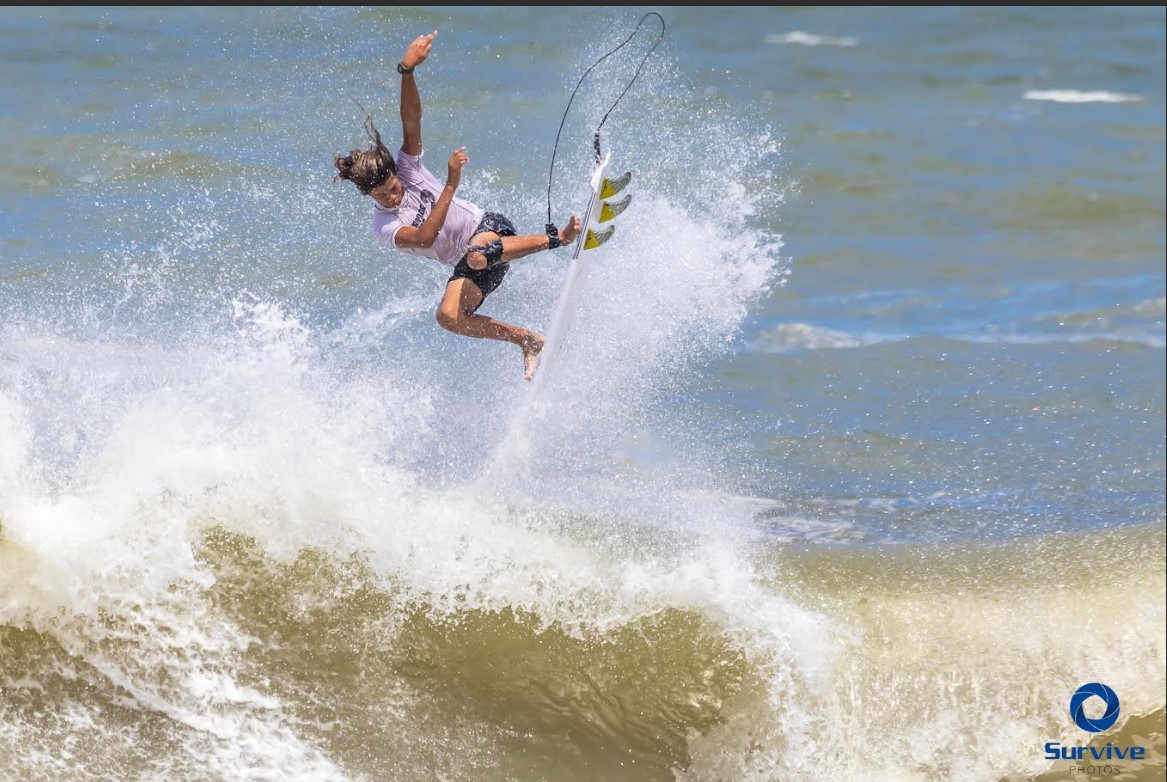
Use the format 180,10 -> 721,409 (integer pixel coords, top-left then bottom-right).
545,223 -> 561,249
396,62 -> 415,75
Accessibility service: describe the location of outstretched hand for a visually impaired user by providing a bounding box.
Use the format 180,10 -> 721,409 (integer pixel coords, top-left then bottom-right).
403,30 -> 437,69
559,215 -> 582,245
446,146 -> 468,189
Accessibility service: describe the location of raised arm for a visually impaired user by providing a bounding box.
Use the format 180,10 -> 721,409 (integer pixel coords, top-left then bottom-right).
399,30 -> 436,156
393,146 -> 469,250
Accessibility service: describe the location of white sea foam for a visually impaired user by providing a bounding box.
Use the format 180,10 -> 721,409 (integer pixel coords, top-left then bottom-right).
1024,89 -> 1143,104
766,31 -> 858,47
0,311 -> 842,779
748,322 -> 907,352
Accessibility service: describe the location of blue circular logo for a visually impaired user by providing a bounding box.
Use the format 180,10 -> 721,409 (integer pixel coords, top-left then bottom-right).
1070,682 -> 1120,733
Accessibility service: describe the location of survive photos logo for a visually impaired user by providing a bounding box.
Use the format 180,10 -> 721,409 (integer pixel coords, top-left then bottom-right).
1044,683 -> 1146,776
1070,683 -> 1121,733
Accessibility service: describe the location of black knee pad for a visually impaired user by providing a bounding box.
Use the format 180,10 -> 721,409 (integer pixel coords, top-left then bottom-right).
468,239 -> 504,268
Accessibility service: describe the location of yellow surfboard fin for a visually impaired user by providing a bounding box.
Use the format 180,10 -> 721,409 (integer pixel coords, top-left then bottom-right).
598,194 -> 631,223
583,224 -> 615,250
600,171 -> 631,199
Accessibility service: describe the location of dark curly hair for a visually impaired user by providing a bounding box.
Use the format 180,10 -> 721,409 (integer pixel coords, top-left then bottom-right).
333,104 -> 396,196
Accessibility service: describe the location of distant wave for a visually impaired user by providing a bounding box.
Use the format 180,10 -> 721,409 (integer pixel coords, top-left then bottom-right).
765,31 -> 858,47
956,329 -> 1166,349
748,323 -> 906,353
747,321 -> 1164,352
1024,89 -> 1143,104
1134,295 -> 1167,316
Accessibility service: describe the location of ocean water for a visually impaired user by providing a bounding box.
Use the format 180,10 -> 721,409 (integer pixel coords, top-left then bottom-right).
0,6 -> 1163,782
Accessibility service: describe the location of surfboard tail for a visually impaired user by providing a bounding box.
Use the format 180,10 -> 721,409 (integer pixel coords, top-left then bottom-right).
582,162 -> 631,251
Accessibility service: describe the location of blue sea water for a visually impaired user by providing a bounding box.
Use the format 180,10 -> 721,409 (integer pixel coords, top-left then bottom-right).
1,7 -> 1163,782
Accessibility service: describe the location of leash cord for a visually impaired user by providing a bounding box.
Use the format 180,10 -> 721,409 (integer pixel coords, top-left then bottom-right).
544,12 -> 666,226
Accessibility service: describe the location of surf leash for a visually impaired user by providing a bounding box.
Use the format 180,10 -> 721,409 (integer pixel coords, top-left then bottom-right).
544,12 -> 666,230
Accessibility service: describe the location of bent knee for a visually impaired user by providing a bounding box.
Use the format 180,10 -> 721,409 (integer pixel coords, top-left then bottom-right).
436,307 -> 461,331
467,231 -> 502,269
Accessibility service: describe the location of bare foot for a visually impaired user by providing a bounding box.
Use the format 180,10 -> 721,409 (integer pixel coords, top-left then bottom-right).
520,332 -> 544,381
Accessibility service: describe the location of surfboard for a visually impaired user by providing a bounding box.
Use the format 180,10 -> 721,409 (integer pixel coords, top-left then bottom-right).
530,153 -> 630,392
477,154 -> 632,487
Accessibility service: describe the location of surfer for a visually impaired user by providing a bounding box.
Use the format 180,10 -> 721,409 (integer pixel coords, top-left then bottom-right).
333,30 -> 581,381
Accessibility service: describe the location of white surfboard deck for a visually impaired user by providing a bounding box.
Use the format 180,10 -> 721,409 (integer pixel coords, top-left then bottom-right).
529,153 -> 611,395
477,154 -> 629,487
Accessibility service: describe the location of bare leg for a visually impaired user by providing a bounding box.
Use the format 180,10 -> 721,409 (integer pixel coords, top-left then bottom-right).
464,215 -> 582,270
436,277 -> 543,381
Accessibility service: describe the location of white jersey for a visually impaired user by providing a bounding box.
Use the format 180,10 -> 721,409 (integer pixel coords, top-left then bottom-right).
371,148 -> 485,267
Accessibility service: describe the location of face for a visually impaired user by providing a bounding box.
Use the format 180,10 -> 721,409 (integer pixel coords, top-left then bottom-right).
370,174 -> 404,209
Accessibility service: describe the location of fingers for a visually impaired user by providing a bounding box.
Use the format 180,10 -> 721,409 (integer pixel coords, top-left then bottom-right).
407,30 -> 437,63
